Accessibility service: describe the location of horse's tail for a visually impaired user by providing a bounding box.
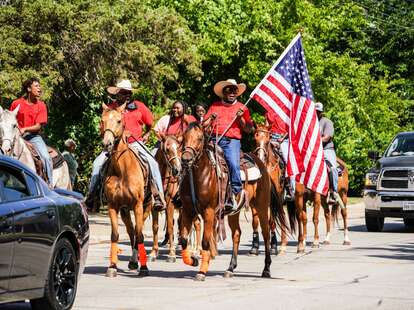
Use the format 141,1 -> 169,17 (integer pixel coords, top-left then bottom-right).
286,200 -> 297,234
270,183 -> 289,234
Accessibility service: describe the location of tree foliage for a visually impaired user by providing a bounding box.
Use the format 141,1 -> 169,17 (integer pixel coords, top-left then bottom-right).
0,0 -> 412,193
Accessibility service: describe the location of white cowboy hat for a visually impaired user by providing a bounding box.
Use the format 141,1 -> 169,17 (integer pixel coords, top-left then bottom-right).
213,79 -> 246,98
107,79 -> 135,95
315,102 -> 324,112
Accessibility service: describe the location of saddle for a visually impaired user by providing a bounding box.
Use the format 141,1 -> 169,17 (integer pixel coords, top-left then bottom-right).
25,141 -> 66,183
206,143 -> 261,214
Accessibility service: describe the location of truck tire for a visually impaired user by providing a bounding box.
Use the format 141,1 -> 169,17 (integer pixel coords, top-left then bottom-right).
365,211 -> 384,232
30,238 -> 78,310
403,218 -> 414,227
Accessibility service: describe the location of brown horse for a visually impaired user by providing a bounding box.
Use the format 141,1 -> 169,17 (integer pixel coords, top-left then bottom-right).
152,135 -> 202,262
290,163 -> 350,252
254,124 -> 350,252
179,123 -> 286,281
101,103 -> 152,277
253,124 -> 296,254
306,158 -> 350,247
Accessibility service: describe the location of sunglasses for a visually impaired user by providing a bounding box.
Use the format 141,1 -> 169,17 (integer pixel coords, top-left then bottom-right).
223,87 -> 238,94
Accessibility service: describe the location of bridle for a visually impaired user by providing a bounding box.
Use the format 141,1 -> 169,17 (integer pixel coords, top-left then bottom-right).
0,127 -> 23,160
161,136 -> 181,174
253,128 -> 271,160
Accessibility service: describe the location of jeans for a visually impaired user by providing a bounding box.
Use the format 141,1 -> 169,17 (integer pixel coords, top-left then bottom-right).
215,137 -> 242,195
324,148 -> 338,192
89,142 -> 165,200
271,137 -> 295,193
26,135 -> 53,186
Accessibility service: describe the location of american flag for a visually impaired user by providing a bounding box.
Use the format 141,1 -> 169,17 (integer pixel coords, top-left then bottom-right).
250,33 -> 329,195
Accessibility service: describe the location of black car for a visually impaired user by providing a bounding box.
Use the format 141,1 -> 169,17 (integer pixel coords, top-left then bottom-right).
0,155 -> 89,310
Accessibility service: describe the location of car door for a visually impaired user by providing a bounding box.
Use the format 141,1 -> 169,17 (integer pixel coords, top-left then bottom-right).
0,165 -> 58,292
0,184 -> 14,296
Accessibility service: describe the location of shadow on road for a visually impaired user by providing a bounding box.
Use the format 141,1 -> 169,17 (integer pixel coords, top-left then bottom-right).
353,242 -> 414,261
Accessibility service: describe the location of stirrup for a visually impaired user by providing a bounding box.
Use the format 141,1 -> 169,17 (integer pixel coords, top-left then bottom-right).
333,192 -> 346,209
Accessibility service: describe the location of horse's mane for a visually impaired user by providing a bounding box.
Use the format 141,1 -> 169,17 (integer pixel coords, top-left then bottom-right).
185,121 -> 202,132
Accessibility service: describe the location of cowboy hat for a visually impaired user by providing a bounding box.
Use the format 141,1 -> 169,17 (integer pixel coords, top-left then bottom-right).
315,102 -> 324,112
213,79 -> 246,98
107,79 -> 135,95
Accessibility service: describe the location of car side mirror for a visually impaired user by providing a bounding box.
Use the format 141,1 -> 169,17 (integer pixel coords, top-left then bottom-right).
368,150 -> 380,161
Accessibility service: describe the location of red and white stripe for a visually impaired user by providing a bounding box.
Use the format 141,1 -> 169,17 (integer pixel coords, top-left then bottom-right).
251,69 -> 329,195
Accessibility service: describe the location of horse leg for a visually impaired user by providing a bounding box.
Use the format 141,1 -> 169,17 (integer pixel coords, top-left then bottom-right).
166,202 -> 176,262
106,207 -> 120,277
133,203 -> 149,277
194,217 -> 202,257
341,193 -> 351,245
249,206 -> 260,256
270,218 -> 278,255
323,202 -> 331,245
195,207 -> 215,282
257,202 -> 271,278
224,213 -> 241,278
296,184 -> 306,253
180,209 -> 199,268
312,194 -> 321,248
120,208 -> 138,270
149,209 -> 159,261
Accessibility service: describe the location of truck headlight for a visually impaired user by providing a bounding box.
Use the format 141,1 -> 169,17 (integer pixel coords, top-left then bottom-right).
365,173 -> 379,187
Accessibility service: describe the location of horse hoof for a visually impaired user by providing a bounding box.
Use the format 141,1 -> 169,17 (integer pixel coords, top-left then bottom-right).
128,261 -> 139,270
138,267 -> 149,277
248,248 -> 259,256
271,248 -> 278,256
166,256 -> 176,263
150,256 -> 157,262
105,267 -> 117,278
343,241 -> 351,246
297,249 -> 305,254
311,243 -> 320,249
323,240 -> 331,245
223,271 -> 234,278
278,250 -> 286,255
261,270 -> 271,278
191,256 -> 199,267
194,273 -> 206,281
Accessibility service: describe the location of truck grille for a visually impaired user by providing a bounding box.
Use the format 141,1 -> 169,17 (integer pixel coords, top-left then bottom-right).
378,168 -> 414,191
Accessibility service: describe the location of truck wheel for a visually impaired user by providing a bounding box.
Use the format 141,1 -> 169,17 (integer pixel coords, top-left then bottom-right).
30,238 -> 78,310
365,211 -> 384,232
403,218 -> 414,227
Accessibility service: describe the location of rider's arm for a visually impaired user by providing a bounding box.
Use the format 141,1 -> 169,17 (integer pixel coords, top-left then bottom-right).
20,123 -> 42,135
237,107 -> 253,134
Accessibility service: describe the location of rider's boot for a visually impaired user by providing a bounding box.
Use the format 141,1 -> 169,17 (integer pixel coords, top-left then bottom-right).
249,232 -> 260,256
153,194 -> 166,212
333,191 -> 346,209
225,189 -> 246,214
160,232 -> 169,247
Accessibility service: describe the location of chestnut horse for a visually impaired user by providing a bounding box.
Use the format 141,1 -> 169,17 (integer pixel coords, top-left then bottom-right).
253,125 -> 296,254
254,124 -> 350,252
179,123 -> 286,281
152,135 -> 202,262
101,103 -> 151,277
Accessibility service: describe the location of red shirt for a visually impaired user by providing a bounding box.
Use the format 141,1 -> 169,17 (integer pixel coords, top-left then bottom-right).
205,100 -> 252,139
266,111 -> 288,135
10,97 -> 48,128
166,115 -> 197,135
107,100 -> 153,143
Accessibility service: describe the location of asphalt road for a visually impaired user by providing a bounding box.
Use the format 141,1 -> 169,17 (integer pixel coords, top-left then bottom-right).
2,203 -> 414,310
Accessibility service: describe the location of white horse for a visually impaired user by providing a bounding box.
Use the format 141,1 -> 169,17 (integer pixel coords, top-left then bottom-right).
0,106 -> 72,190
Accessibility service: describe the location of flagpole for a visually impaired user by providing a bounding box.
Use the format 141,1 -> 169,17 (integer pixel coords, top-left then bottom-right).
217,31 -> 302,143
250,32 -> 302,98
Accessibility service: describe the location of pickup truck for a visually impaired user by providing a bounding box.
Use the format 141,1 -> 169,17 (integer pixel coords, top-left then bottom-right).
363,131 -> 414,231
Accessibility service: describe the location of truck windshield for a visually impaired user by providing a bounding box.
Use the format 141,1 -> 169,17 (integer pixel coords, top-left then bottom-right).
385,135 -> 414,157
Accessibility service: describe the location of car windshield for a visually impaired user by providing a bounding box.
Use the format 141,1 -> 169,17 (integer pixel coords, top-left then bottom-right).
385,135 -> 414,157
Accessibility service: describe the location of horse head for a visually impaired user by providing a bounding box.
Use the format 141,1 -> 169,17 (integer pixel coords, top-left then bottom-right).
0,105 -> 20,156
254,124 -> 272,162
101,103 -> 126,152
181,122 -> 204,167
162,135 -> 182,177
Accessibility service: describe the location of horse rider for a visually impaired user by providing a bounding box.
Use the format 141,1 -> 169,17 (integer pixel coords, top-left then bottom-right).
203,79 -> 253,213
193,102 -> 207,123
315,102 -> 341,204
153,100 -> 196,151
62,138 -> 78,187
86,79 -> 166,211
265,111 -> 295,200
10,77 -> 53,186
